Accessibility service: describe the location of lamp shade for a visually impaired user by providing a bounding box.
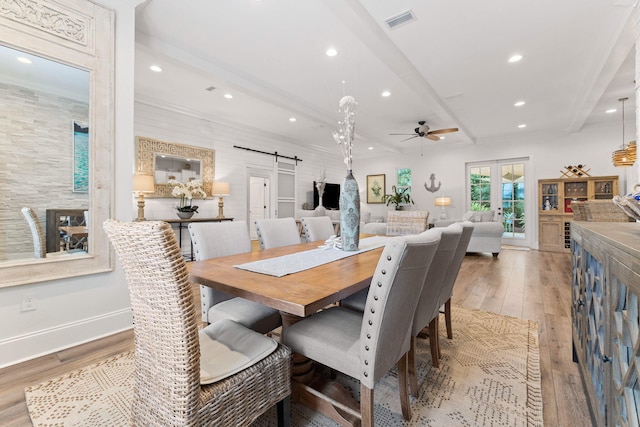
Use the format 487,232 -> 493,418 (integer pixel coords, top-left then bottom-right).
133,174 -> 155,193
435,196 -> 452,207
211,181 -> 230,196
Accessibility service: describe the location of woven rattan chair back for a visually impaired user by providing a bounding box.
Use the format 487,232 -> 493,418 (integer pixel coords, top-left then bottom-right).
104,220 -> 292,426
21,207 -> 46,258
386,210 -> 429,236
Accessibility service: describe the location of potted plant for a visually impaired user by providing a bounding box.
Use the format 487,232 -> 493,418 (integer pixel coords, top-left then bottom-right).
382,185 -> 414,210
169,179 -> 207,219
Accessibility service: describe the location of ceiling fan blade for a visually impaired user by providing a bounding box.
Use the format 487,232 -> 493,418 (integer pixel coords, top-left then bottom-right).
428,127 -> 459,135
400,135 -> 419,142
389,133 -> 417,136
425,134 -> 441,141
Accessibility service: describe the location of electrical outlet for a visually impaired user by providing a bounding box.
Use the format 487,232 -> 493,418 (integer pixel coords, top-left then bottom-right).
21,294 -> 37,312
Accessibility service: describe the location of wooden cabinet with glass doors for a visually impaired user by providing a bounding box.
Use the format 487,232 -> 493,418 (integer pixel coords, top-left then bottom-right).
538,175 -> 618,252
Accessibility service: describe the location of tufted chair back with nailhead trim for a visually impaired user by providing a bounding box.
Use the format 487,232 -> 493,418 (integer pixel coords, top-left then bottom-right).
254,217 -> 301,249
359,229 -> 442,389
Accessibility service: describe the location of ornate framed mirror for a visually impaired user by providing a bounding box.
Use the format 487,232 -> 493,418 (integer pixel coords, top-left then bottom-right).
135,136 -> 215,198
0,0 -> 114,287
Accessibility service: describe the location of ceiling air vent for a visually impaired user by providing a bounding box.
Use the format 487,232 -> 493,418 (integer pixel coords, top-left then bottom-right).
385,10 -> 416,30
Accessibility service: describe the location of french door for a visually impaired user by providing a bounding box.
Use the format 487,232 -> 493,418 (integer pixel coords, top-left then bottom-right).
466,158 -> 531,248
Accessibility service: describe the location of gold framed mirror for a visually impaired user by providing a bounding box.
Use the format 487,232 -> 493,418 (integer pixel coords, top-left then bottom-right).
135,136 -> 215,198
0,0 -> 114,287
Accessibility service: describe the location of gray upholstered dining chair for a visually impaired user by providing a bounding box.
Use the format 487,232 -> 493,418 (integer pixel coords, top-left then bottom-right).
407,223 -> 462,398
104,220 -> 291,427
283,230 -> 442,425
254,217 -> 301,249
438,221 -> 475,341
188,221 -> 282,334
300,216 -> 335,242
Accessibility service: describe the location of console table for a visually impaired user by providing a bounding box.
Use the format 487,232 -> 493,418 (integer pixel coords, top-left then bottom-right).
571,221 -> 640,426
161,217 -> 234,260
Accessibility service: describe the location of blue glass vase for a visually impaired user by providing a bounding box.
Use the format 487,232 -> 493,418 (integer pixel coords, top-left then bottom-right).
339,169 -> 360,251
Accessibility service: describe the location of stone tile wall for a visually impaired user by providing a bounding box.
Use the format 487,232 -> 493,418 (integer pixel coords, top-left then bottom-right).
0,82 -> 89,260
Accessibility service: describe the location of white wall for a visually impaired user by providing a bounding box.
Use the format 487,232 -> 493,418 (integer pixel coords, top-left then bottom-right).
354,120 -> 635,249
134,100 -> 348,226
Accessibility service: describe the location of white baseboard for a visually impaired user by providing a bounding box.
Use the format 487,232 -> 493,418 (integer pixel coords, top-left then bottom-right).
0,308 -> 133,369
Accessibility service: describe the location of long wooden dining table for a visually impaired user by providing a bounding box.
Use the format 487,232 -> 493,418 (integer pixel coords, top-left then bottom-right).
189,236 -> 385,426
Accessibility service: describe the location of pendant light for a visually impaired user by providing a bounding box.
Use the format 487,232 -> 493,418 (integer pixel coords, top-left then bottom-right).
612,97 -> 636,167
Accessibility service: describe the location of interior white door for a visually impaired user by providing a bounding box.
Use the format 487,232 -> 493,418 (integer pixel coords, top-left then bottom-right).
248,173 -> 271,239
466,158 -> 531,248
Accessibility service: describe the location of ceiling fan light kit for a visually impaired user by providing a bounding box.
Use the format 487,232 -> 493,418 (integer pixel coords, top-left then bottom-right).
391,121 -> 459,142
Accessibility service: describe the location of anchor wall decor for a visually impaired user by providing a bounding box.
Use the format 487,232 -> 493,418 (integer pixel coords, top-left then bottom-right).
424,174 -> 441,193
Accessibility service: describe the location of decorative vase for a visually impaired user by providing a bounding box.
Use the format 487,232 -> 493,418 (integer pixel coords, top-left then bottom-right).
339,169 -> 360,251
177,211 -> 194,220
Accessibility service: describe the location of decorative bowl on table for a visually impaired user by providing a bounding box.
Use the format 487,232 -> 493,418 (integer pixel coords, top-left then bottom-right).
613,184 -> 640,221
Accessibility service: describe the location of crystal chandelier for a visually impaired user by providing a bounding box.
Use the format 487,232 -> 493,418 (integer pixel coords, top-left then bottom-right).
612,97 -> 636,167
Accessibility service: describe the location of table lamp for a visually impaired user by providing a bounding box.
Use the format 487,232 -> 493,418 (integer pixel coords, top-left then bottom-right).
133,174 -> 155,221
435,196 -> 452,220
212,181 -> 230,219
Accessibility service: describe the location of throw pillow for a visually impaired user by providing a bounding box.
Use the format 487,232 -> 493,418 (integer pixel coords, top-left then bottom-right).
461,211 -> 474,221
480,211 -> 495,222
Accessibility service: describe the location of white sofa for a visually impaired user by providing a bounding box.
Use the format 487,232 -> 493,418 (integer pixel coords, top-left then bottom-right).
435,211 -> 503,257
295,207 -> 372,225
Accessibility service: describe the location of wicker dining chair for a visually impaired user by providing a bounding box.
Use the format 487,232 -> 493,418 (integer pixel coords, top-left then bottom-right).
386,210 -> 430,236
188,221 -> 282,334
21,207 -> 47,259
104,220 -> 291,426
283,230 -> 441,425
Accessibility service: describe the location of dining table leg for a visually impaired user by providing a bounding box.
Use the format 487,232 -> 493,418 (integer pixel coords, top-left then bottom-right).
279,311 -> 361,427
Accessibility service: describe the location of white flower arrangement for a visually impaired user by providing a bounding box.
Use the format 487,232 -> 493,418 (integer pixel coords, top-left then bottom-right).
332,95 -> 358,170
169,179 -> 207,212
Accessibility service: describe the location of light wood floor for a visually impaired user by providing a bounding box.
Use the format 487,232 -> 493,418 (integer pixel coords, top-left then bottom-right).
0,248 -> 592,426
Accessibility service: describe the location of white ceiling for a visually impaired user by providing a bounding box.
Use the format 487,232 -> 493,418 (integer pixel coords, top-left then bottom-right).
134,0 -> 637,159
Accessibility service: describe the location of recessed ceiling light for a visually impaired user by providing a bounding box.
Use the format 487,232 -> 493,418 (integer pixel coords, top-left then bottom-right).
606,108 -> 617,114
508,54 -> 523,63
289,117 -> 296,122
514,101 -> 525,107
326,48 -> 338,57
17,57 -> 32,64
150,65 -> 162,72
368,146 -> 374,150
224,93 -> 233,99
439,136 -> 446,140
381,91 -> 391,97
518,124 -> 527,128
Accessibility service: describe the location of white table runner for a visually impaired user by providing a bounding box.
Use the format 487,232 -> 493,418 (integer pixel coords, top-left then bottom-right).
234,235 -> 391,277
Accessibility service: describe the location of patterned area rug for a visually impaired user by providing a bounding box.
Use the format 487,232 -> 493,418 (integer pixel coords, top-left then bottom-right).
25,306 -> 542,426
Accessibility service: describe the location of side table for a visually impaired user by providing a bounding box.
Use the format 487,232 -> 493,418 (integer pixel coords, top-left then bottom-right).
160,217 -> 234,260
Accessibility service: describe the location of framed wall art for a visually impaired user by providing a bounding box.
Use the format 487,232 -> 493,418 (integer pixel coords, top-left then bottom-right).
366,174 -> 385,203
72,121 -> 89,193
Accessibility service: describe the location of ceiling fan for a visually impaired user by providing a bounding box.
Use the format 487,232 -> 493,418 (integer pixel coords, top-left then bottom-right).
390,121 -> 459,142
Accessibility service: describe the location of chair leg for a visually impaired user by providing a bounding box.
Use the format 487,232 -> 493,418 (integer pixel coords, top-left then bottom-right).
360,384 -> 375,427
397,352 -> 412,420
428,318 -> 440,368
277,395 -> 291,427
445,298 -> 453,339
408,336 -> 419,398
